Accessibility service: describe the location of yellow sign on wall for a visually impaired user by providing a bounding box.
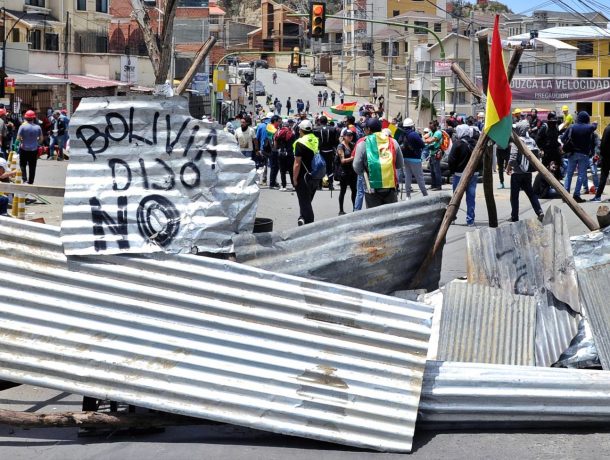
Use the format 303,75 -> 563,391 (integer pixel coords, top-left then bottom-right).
213,69 -> 227,93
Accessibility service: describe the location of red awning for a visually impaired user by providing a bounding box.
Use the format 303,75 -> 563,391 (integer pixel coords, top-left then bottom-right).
50,75 -> 127,89
209,6 -> 225,15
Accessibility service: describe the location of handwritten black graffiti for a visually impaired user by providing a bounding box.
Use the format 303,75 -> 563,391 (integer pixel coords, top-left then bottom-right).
89,196 -> 129,252
136,195 -> 181,248
496,248 -> 530,295
75,107 -> 216,160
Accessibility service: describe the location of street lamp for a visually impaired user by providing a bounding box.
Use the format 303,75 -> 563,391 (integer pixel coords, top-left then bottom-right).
1,8 -> 32,98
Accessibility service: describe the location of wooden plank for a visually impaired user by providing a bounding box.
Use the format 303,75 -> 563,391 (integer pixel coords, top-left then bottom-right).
0,183 -> 65,197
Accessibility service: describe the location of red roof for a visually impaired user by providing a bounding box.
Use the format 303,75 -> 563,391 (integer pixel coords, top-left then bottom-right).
49,75 -> 126,89
209,6 -> 225,15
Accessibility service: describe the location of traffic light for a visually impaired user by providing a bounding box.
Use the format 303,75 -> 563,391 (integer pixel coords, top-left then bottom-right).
292,47 -> 301,68
309,1 -> 326,39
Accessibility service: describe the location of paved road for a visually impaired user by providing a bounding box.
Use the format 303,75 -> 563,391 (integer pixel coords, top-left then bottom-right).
253,69 -> 369,118
3,121 -> 609,458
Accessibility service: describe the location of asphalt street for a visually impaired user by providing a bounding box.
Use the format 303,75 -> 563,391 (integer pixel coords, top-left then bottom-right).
2,101 -> 610,458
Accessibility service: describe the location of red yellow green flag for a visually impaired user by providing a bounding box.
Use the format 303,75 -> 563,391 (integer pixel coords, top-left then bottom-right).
483,15 -> 512,149
329,101 -> 357,116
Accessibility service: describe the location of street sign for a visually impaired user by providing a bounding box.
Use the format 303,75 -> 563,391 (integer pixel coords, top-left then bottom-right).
192,72 -> 210,96
434,60 -> 453,77
4,78 -> 15,94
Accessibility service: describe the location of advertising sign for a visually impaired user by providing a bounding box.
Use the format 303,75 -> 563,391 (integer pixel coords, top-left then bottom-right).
434,60 -> 453,77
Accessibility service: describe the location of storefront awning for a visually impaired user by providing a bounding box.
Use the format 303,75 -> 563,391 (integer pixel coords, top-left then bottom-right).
8,72 -> 70,85
49,75 -> 128,89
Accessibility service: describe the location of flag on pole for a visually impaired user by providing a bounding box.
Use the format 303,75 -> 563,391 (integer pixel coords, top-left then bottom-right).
483,15 -> 512,149
329,101 -> 357,116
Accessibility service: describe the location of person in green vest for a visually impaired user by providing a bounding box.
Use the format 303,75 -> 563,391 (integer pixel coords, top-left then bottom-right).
292,119 -> 320,226
352,117 -> 404,208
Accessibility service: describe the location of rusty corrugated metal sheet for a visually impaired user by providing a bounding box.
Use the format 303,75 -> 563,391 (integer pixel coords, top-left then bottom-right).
578,263 -> 610,369
419,360 -> 610,427
233,193 -> 452,295
437,282 -> 536,365
0,217 -> 435,453
465,206 -> 580,366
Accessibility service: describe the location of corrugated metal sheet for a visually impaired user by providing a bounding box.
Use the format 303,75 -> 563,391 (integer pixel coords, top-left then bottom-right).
571,226 -> 610,271
465,206 -> 580,366
0,217 -> 435,453
234,193 -> 452,295
578,263 -> 610,369
62,96 -> 258,256
419,360 -> 610,426
437,282 -> 536,365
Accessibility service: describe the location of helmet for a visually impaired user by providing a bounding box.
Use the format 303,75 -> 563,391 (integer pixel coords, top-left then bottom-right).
562,105 -> 569,112
402,117 -> 414,128
299,119 -> 313,132
0,109 -> 6,116
547,111 -> 557,121
477,112 -> 484,118
24,110 -> 36,120
512,108 -> 521,115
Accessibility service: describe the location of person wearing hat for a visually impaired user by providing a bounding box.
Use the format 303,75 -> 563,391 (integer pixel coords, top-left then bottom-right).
399,118 -> 428,200
292,119 -> 319,225
48,110 -> 67,160
17,110 -> 42,184
352,117 -> 404,208
536,111 -> 562,181
314,115 -> 339,191
512,108 -> 522,123
562,105 -> 574,130
0,158 -> 16,215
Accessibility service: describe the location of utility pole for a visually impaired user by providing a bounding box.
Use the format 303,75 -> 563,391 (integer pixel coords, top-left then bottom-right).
470,12 -> 476,114
351,4 -> 355,95
368,2 -> 374,102
452,0 -> 462,113
386,36 -> 392,118
405,52 -> 411,117
63,11 -> 70,79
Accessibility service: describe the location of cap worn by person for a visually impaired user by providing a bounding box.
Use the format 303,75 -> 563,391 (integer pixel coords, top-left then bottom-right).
365,117 -> 382,133
299,119 -> 313,132
402,117 -> 414,128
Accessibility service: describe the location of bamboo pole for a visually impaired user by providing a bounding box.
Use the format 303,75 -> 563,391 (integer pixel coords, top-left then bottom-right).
176,37 -> 217,96
511,132 -> 599,231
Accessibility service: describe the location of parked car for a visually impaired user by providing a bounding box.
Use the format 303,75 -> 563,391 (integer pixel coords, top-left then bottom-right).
226,56 -> 240,66
254,80 -> 266,96
250,59 -> 269,69
310,73 -> 327,86
237,62 -> 252,76
297,66 -> 311,77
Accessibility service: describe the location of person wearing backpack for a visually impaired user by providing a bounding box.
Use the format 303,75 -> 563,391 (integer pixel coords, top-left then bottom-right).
448,124 -> 480,227
314,115 -> 339,190
293,120 -> 320,225
506,123 -> 545,222
399,118 -> 428,200
425,120 -> 444,190
560,111 -> 596,203
352,118 -> 404,208
274,119 -> 296,190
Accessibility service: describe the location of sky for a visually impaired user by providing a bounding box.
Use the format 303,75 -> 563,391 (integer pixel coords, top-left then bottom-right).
498,0 -> 610,16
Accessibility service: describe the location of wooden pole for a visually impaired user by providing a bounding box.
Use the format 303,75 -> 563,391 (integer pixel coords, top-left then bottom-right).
0,408 -> 215,429
410,132 -> 489,288
176,37 -> 217,96
511,132 -> 599,231
155,0 -> 179,85
477,34 -> 490,95
506,46 -> 524,82
130,0 -> 162,77
482,141 -> 497,227
450,62 -> 482,100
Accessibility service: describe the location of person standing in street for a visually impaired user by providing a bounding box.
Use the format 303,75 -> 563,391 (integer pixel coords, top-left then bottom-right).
314,115 -> 339,191
48,110 -> 67,160
235,116 -> 258,163
323,90 -> 328,107
352,118 -> 404,208
592,122 -> 610,202
317,91 -> 323,106
293,120 -> 319,225
335,129 -> 357,214
536,111 -> 562,181
561,111 -> 596,203
448,124 -> 479,227
272,70 -> 277,84
506,123 -> 544,222
285,97 -> 292,116
331,90 -> 336,105
339,89 -> 345,104
17,110 -> 42,184
305,100 -> 310,114
399,118 -> 428,200
425,120 -> 444,191
561,105 -> 574,131
274,119 -> 296,191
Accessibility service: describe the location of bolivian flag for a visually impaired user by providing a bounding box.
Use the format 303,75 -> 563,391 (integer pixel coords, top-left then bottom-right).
365,132 -> 397,189
483,15 -> 512,149
330,101 -> 357,116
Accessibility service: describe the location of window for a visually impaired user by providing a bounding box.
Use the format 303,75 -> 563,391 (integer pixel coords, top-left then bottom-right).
29,30 -> 42,50
404,42 -> 408,54
209,16 -> 220,24
96,35 -> 108,53
45,33 -> 59,50
577,102 -> 592,115
361,42 -> 371,52
434,23 -> 442,33
96,0 -> 107,13
12,29 -> 19,43
335,32 -> 342,43
76,0 -> 86,10
577,69 -> 593,78
414,21 -> 428,35
392,10 -> 399,17
450,92 -> 466,105
416,62 -> 430,73
605,103 -> 610,117
576,41 -> 593,55
381,41 -> 399,57
25,0 -> 45,6
178,0 -> 209,6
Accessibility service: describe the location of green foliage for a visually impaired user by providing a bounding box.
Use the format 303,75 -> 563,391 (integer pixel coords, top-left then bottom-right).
415,95 -> 437,118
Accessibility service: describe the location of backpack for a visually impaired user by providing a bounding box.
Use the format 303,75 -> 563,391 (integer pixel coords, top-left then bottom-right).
304,152 -> 327,180
440,130 -> 453,152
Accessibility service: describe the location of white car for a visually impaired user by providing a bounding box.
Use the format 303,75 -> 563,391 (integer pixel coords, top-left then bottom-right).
297,66 -> 311,77
237,63 -> 251,76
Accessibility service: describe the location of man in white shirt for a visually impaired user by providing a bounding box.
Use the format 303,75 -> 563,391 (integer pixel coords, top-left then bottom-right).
234,116 -> 258,162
